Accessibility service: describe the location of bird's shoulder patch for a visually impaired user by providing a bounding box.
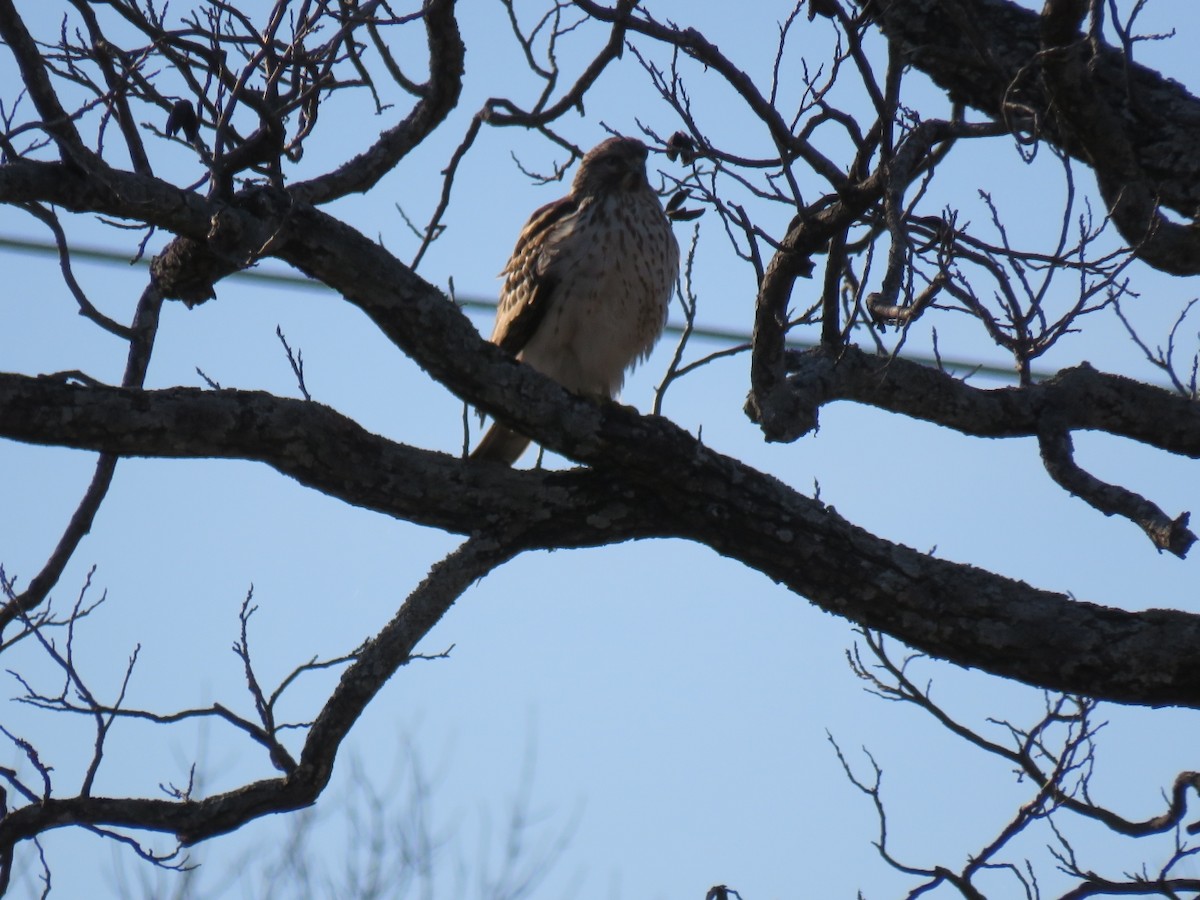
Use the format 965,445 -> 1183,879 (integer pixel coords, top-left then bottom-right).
491,195 -> 580,353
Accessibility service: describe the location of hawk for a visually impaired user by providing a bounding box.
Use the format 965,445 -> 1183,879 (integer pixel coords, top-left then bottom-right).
471,136 -> 681,465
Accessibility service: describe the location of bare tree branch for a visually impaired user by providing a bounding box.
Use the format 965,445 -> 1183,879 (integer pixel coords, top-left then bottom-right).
869,0 -> 1200,274
4,373 -> 1200,709
4,1 -> 1200,892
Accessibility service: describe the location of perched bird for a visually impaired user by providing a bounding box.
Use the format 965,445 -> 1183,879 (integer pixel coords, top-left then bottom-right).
471,136 -> 680,465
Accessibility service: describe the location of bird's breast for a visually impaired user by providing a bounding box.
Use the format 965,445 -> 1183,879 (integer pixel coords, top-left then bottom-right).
519,193 -> 680,398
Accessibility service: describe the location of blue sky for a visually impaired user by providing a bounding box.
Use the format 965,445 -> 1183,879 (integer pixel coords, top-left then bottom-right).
3,2 -> 1200,898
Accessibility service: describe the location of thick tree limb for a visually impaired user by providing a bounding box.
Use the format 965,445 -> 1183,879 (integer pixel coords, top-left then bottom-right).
774,345 -> 1200,456
5,373 -> 1200,709
0,376 -> 664,546
771,345 -> 1200,553
1036,0 -> 1200,275
869,0 -> 1200,273
0,160 -> 217,239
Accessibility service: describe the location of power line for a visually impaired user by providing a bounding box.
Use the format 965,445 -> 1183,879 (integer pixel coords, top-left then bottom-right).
0,232 -> 1024,381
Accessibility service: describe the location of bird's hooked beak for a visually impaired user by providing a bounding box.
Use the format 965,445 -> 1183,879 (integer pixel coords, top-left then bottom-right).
621,166 -> 647,191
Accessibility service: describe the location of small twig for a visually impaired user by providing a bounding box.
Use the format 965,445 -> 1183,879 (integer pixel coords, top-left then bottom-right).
275,325 -> 311,401
195,367 -> 222,389
654,223 -> 701,414
231,587 -> 297,772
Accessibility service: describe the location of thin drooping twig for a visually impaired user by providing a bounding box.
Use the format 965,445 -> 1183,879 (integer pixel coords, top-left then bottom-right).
17,202 -> 131,338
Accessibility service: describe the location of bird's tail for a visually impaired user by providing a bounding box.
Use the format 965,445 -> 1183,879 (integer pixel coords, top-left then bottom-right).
470,421 -> 531,466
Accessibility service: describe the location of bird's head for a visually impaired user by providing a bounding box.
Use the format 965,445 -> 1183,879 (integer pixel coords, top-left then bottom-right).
571,136 -> 653,197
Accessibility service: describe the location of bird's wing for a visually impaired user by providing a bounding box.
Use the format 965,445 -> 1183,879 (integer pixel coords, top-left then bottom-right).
490,195 -> 579,354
